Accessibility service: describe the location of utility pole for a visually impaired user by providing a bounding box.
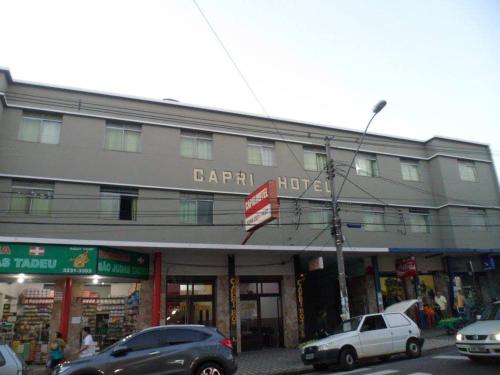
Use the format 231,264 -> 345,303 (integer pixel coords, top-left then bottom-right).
325,136 -> 350,321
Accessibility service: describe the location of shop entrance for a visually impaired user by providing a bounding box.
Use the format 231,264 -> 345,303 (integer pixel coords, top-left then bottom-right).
166,278 -> 215,326
240,279 -> 283,351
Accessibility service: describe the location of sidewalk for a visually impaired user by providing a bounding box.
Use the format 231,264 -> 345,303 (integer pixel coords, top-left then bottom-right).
236,328 -> 455,375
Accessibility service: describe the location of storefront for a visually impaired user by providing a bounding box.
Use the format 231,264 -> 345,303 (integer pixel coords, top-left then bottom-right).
0,243 -> 150,364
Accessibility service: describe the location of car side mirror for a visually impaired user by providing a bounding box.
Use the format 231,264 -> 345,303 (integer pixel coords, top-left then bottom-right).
111,345 -> 130,357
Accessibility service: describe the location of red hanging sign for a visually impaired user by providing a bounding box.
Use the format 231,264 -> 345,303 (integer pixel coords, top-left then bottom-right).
396,256 -> 417,278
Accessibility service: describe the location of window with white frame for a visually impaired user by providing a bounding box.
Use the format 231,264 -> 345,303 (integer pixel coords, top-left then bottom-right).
408,208 -> 431,233
469,208 -> 487,232
458,160 -> 478,182
363,206 -> 385,231
10,180 -> 54,215
247,139 -> 276,166
180,193 -> 213,225
105,122 -> 142,152
100,187 -> 138,220
355,154 -> 379,177
180,130 -> 213,160
303,147 -> 327,171
400,158 -> 421,181
18,111 -> 62,144
308,202 -> 332,229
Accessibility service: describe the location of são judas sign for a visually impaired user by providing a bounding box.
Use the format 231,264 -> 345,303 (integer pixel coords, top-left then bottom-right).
0,243 -> 97,275
0,243 -> 149,279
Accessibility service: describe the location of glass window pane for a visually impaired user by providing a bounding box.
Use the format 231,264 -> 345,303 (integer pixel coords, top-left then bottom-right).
196,139 -> 212,159
40,120 -> 61,144
261,146 -> 276,166
371,159 -> 379,177
124,131 -> 140,152
316,154 -> 327,171
126,331 -> 162,351
304,152 -> 317,170
180,137 -> 196,158
364,212 -> 384,231
262,282 -> 279,294
105,128 -> 123,150
239,282 -> 258,294
197,200 -> 213,224
470,211 -> 487,232
10,195 -> 29,213
30,197 -> 51,215
18,118 -> 40,142
100,194 -> 120,219
248,145 -> 262,165
356,158 -> 372,176
192,284 -> 213,295
180,200 -> 197,224
166,302 -> 187,324
409,214 -> 429,233
193,302 -> 213,326
459,162 -> 478,182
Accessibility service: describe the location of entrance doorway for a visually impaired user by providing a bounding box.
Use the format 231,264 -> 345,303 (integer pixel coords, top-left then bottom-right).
166,278 -> 215,326
240,279 -> 283,351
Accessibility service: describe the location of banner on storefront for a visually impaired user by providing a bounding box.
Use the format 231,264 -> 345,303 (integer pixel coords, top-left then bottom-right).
0,243 -> 97,275
396,256 -> 417,278
97,248 -> 150,279
244,180 -> 279,231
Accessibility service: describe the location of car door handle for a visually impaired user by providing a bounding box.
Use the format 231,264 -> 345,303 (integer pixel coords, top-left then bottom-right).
148,351 -> 160,356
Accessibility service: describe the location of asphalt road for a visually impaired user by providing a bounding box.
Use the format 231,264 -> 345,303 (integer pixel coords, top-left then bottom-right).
302,346 -> 499,375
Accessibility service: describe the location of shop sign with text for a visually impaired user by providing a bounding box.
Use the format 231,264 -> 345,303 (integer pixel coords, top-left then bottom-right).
97,248 -> 149,279
244,180 -> 279,231
396,256 -> 417,278
0,243 -> 97,275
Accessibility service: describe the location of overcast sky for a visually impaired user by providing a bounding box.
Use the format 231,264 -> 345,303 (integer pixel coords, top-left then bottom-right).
2,0 -> 500,176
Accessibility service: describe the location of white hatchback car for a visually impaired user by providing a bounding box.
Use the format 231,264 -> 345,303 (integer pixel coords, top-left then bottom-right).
456,300 -> 500,361
300,300 -> 424,371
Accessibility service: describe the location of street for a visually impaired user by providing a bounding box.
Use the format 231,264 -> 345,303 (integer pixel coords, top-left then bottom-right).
302,347 -> 499,375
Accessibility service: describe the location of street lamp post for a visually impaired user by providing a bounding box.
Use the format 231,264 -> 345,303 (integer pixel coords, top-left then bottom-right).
325,100 -> 387,321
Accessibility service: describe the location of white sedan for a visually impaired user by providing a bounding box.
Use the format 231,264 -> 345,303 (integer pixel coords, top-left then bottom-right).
456,300 -> 500,361
300,300 -> 424,371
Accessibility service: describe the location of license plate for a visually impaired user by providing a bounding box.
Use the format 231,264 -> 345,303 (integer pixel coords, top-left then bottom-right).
469,346 -> 488,353
305,353 -> 315,360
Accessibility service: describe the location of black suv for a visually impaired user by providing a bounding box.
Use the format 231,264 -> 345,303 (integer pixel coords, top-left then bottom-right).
53,325 -> 237,375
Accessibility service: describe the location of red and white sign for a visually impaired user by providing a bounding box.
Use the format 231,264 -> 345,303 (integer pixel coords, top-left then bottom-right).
396,256 -> 417,278
29,246 -> 45,256
244,180 -> 279,231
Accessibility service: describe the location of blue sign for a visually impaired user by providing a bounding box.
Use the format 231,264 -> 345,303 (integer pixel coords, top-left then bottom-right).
481,255 -> 496,271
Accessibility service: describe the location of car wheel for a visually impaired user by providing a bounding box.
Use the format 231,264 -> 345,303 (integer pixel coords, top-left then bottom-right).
196,362 -> 224,375
406,338 -> 421,358
339,347 -> 357,371
313,363 -> 329,371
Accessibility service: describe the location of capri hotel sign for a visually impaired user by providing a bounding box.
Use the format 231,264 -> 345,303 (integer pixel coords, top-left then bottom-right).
244,180 -> 279,232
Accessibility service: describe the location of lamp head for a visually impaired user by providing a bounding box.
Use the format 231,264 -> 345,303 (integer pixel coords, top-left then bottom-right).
373,100 -> 387,114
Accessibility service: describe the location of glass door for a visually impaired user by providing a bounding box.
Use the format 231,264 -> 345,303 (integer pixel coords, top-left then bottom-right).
166,279 -> 215,326
240,298 -> 261,351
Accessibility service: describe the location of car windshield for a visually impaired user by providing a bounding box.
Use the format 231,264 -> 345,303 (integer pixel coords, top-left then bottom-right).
479,303 -> 500,321
332,316 -> 363,334
99,334 -> 133,353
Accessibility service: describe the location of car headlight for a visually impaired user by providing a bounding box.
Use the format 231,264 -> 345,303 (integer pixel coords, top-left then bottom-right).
318,344 -> 329,351
490,333 -> 500,341
456,333 -> 464,341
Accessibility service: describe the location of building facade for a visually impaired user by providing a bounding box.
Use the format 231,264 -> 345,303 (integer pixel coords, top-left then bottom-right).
0,68 -> 499,361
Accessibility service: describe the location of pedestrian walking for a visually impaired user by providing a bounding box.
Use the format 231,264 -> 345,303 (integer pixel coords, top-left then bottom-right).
48,331 -> 66,370
77,327 -> 96,358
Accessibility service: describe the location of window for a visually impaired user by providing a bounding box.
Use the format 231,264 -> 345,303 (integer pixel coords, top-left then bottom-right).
385,313 -> 411,328
308,202 -> 332,229
165,328 -> 208,345
18,111 -> 62,144
125,330 -> 164,351
400,159 -> 421,181
180,130 -> 213,159
361,315 -> 387,332
458,160 -> 478,182
100,187 -> 138,220
469,209 -> 487,232
408,208 -> 431,233
179,194 -> 213,224
363,206 -> 385,231
303,147 -> 327,171
355,154 -> 379,177
10,180 -> 54,215
105,122 -> 141,152
247,139 -> 276,166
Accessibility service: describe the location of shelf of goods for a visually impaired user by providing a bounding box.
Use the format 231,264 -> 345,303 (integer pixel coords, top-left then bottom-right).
13,289 -> 54,364
124,290 -> 140,336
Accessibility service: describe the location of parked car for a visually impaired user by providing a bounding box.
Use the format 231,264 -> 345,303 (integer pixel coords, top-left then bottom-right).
300,300 -> 424,371
0,344 -> 28,375
456,300 -> 500,362
52,325 -> 237,375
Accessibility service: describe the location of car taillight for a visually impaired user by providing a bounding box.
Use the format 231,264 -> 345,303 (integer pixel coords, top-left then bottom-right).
219,338 -> 233,349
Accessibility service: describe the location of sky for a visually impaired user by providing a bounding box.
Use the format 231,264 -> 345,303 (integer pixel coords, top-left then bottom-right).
2,0 -> 500,176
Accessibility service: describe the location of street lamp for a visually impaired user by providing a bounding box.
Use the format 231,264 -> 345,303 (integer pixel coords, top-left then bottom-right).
325,100 -> 387,321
